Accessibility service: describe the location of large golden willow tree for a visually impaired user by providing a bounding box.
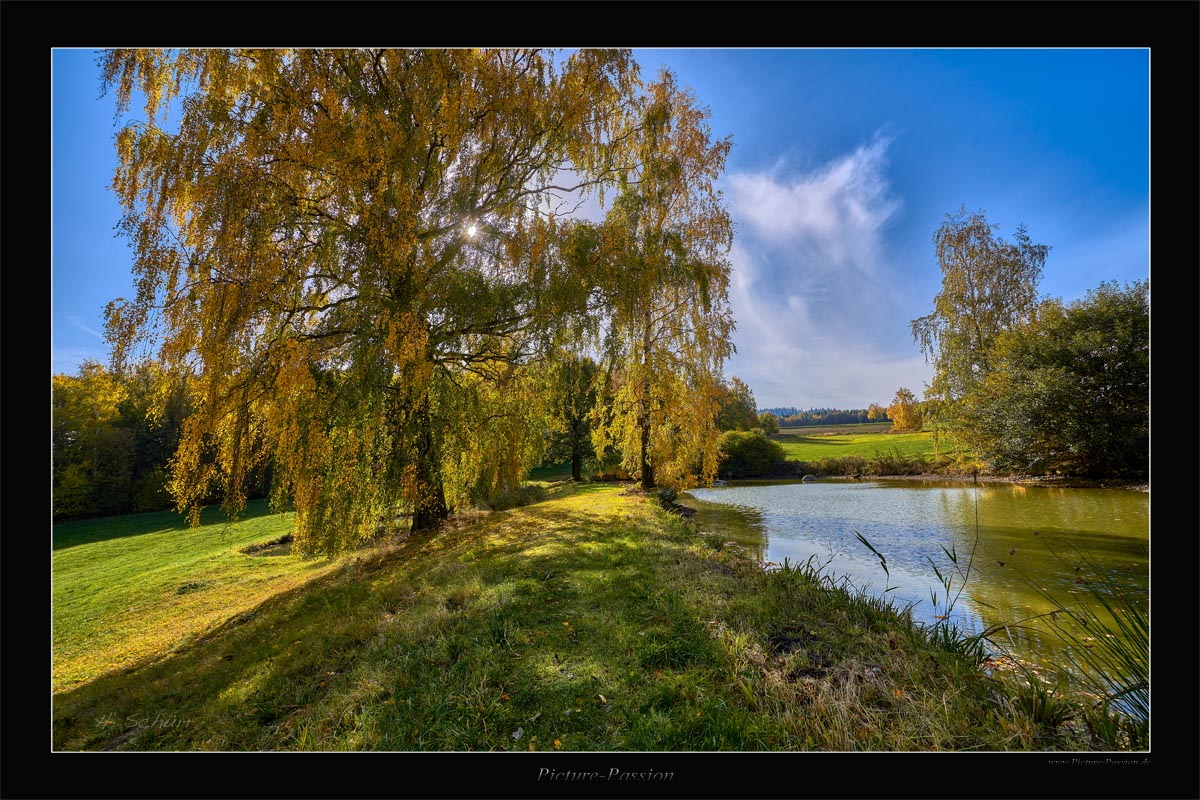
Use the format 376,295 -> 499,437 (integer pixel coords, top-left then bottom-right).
101,48 -> 642,554
589,72 -> 735,491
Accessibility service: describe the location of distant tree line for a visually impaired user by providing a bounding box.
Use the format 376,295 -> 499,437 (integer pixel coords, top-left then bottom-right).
769,407 -> 891,427
54,361 -> 273,520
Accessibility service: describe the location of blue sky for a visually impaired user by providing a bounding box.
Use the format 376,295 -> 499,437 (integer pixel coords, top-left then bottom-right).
52,48 -> 1149,408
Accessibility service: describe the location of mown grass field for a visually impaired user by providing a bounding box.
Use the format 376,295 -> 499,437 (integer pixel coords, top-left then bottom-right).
771,425 -> 948,462
52,501 -> 348,692
53,483 -> 1085,752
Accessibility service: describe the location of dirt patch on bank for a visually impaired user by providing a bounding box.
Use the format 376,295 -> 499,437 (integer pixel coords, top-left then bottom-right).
240,534 -> 294,556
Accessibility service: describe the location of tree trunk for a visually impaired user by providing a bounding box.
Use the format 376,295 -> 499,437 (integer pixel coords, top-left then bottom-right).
411,393 -> 448,533
639,312 -> 655,491
639,414 -> 655,490
571,449 -> 582,482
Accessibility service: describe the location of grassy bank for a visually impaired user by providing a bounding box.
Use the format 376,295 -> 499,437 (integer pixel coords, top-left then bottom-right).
54,484 -> 1106,751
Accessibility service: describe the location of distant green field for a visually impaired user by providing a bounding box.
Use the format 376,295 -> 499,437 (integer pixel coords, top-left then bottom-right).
771,428 -> 946,462
777,421 -> 893,436
52,500 -> 347,693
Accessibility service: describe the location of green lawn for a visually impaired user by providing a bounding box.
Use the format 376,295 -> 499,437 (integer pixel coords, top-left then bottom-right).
53,484 -> 1087,751
53,500 -> 347,692
771,428 -> 947,462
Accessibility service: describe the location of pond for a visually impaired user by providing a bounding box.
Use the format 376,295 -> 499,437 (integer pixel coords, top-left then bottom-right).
686,479 -> 1148,689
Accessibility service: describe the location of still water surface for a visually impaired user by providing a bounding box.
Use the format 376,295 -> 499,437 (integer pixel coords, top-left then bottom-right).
686,479 -> 1148,675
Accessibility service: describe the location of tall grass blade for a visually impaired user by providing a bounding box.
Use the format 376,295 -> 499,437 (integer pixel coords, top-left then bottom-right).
854,531 -> 891,590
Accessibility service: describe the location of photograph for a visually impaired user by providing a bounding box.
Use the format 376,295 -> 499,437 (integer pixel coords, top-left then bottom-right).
47,42 -> 1160,796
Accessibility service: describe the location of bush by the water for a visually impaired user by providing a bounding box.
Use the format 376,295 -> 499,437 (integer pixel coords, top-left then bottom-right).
718,430 -> 787,478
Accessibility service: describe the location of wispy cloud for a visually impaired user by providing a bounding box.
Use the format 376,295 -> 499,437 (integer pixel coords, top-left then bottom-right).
67,315 -> 105,340
722,134 -> 931,408
729,135 -> 900,279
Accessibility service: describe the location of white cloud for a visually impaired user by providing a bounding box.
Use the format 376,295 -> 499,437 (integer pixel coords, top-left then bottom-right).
722,135 -> 931,408
729,135 -> 900,280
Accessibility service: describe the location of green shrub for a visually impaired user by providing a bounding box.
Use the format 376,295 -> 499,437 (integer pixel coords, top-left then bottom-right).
870,450 -> 929,476
717,430 -> 786,478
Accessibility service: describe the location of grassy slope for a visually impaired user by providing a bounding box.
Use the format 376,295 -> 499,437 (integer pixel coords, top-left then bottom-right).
52,500 -> 346,692
53,484 -> 1061,751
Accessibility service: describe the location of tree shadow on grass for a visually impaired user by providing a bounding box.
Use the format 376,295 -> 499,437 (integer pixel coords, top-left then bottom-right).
53,499 -> 281,551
